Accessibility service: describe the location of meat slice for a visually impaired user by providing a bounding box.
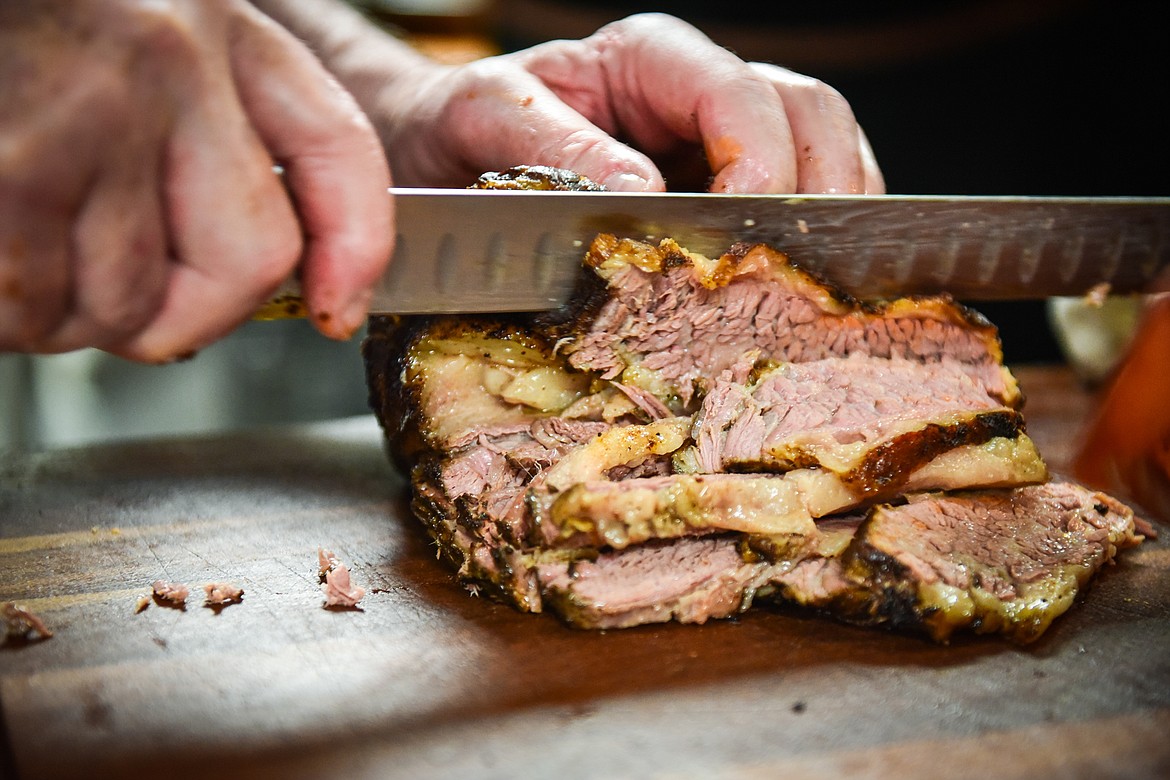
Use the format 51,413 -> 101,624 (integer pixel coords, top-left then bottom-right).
770,481 -> 1144,643
524,482 -> 1142,636
533,437 -> 1048,551
365,315 -> 651,473
535,417 -> 690,493
543,234 -> 1020,411
411,474 -> 582,613
438,419 -> 613,503
409,434 -> 1053,622
536,536 -> 779,629
688,356 -> 1041,496
535,474 -> 824,550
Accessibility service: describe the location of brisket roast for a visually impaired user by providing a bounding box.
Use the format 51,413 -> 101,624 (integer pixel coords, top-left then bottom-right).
362,166 -> 1146,643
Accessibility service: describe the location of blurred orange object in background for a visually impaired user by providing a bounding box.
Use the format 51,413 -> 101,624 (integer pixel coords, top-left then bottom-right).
1074,294 -> 1170,522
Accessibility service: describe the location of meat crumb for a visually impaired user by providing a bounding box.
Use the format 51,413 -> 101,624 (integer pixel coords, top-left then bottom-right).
152,580 -> 190,608
318,547 -> 341,580
3,602 -> 53,641
318,548 -> 366,608
203,583 -> 244,607
1084,282 -> 1112,308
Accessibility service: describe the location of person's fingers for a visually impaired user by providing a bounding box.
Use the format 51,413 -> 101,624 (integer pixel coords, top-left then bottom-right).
858,126 -> 886,195
42,61 -> 172,352
518,13 -> 884,195
229,7 -> 394,339
750,62 -> 884,195
48,162 -> 170,353
0,33 -> 105,352
117,131 -> 300,363
399,58 -> 665,192
514,14 -> 797,194
3,0 -> 391,361
112,21 -> 305,362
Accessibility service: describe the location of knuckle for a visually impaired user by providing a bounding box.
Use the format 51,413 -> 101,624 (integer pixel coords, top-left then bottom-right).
311,101 -> 379,152
246,226 -> 303,294
87,277 -> 167,343
604,12 -> 686,38
322,225 -> 387,284
443,61 -> 534,132
128,4 -> 203,67
791,75 -> 856,117
536,128 -> 609,169
813,81 -> 853,114
115,12 -> 197,92
448,59 -> 524,103
86,304 -> 156,346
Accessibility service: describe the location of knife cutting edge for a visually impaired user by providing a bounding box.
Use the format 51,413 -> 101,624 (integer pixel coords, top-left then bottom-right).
255,189 -> 1170,317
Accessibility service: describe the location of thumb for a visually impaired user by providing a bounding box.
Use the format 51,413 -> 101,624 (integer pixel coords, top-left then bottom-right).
445,64 -> 665,192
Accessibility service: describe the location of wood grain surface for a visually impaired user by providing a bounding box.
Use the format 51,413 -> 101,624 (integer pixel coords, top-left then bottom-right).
2,366 -> 1167,780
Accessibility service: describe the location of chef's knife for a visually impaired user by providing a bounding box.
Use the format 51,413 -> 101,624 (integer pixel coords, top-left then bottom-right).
262,189 -> 1170,315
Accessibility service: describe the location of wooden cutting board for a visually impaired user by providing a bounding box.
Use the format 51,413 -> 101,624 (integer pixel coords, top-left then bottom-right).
2,366 -> 1168,780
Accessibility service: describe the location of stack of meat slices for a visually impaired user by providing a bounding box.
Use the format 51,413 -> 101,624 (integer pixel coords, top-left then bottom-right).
364,205 -> 1147,644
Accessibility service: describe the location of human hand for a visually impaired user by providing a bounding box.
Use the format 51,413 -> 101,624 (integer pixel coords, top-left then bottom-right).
370,13 -> 883,195
0,0 -> 393,363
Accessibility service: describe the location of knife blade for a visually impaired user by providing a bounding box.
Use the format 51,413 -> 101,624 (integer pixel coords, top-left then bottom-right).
263,189 -> 1170,315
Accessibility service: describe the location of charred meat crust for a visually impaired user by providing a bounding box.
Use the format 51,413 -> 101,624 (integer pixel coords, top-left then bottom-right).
363,314 -> 420,471
472,165 -> 604,191
531,262 -> 612,335
841,410 -> 1025,496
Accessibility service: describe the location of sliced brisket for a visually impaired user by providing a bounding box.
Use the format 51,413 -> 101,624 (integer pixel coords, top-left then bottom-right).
544,235 -> 1019,411
771,481 -> 1144,643
689,355 -> 1036,491
362,169 -> 1143,642
536,536 -> 779,630
532,436 -> 1048,552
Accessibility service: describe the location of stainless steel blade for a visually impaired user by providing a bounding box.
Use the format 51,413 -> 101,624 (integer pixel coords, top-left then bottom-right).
353,190 -> 1170,312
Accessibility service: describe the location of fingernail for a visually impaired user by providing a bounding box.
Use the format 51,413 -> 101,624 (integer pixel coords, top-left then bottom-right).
600,172 -> 653,192
313,288 -> 372,341
338,287 -> 374,338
